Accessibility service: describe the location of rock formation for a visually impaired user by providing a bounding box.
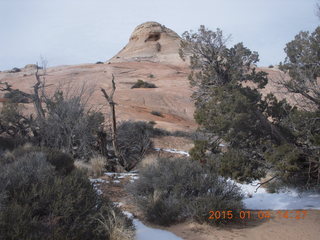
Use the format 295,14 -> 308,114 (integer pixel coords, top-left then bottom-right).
109,22 -> 185,65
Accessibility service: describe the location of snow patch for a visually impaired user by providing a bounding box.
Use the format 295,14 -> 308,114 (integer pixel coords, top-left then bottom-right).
134,219 -> 183,240
237,181 -> 320,210
95,189 -> 103,195
114,202 -> 124,207
89,178 -> 109,184
123,210 -> 183,240
154,148 -> 190,156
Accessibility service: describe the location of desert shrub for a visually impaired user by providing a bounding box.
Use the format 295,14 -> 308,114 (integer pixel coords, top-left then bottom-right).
8,67 -> 21,73
96,61 -> 104,64
4,90 -> 30,103
117,121 -> 154,171
131,79 -> 157,89
39,91 -> 105,159
90,155 -> 107,177
146,126 -> 170,137
0,137 -> 16,152
0,151 -> 134,240
150,111 -> 163,117
170,130 -> 193,138
148,74 -> 155,78
189,140 -> 208,162
0,102 -> 32,139
7,145 -> 75,175
128,158 -> 244,226
0,152 -> 54,196
46,149 -> 74,175
268,65 -> 274,68
0,83 -> 105,160
148,120 -> 156,125
156,42 -> 161,52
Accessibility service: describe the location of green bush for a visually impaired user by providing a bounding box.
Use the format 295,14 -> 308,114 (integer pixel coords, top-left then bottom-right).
0,150 -> 134,240
218,149 -> 265,183
150,111 -> 163,117
128,158 -> 244,226
131,80 -> 157,89
189,140 -> 208,162
46,149 -> 74,175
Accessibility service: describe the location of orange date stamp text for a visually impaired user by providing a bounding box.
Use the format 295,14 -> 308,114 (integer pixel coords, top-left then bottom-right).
208,210 -> 308,220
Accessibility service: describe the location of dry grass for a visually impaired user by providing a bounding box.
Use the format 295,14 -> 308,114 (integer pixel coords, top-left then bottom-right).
74,160 -> 92,175
95,210 -> 135,240
139,152 -> 158,167
90,155 -> 107,177
21,142 -> 33,150
139,151 -> 187,168
2,150 -> 14,160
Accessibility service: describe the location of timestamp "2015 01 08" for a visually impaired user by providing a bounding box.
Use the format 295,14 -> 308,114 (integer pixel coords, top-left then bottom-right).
208,210 -> 308,220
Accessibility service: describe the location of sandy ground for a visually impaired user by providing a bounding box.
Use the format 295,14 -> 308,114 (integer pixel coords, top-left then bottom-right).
165,211 -> 320,240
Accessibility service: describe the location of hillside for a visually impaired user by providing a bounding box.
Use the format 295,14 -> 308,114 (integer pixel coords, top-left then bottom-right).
0,22 -> 302,133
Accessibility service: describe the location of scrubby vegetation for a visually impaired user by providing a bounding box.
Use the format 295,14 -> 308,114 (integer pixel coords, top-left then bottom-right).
1,16 -> 319,235
0,146 -> 134,240
128,157 -> 244,226
117,121 -> 154,171
0,71 -> 165,237
4,90 -> 30,103
131,79 -> 157,89
180,25 -> 320,191
8,67 -> 21,73
0,74 -> 158,172
90,155 -> 107,177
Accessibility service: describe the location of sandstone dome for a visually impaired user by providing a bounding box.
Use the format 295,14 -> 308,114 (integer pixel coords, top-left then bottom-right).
109,22 -> 185,65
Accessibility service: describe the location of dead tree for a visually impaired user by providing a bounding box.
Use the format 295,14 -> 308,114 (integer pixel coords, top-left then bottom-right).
33,67 -> 46,120
101,74 -> 119,159
0,65 -> 48,141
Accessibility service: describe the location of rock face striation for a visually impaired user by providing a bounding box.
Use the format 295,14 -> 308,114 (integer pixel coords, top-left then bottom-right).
109,22 -> 185,65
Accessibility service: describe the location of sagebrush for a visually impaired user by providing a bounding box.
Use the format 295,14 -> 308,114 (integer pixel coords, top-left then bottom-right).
128,157 -> 244,226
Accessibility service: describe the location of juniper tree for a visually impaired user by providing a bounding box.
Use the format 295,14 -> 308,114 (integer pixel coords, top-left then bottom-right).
277,26 -> 320,188
180,26 -> 319,189
279,26 -> 320,110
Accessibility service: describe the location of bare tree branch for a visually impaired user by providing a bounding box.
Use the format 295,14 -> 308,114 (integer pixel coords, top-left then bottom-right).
101,74 -> 119,160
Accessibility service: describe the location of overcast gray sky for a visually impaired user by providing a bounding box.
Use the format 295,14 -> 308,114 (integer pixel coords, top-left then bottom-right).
0,0 -> 319,70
